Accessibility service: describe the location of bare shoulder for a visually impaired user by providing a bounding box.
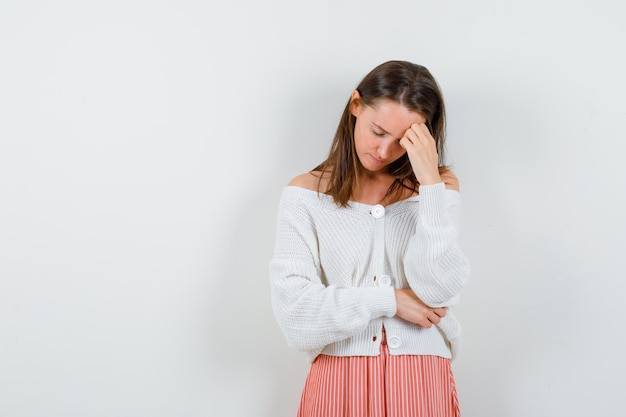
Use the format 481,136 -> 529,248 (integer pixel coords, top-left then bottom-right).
288,171 -> 328,191
440,169 -> 460,191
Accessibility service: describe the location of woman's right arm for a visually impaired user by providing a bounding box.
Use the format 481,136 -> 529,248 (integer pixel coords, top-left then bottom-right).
394,288 -> 447,328
269,190 -> 396,351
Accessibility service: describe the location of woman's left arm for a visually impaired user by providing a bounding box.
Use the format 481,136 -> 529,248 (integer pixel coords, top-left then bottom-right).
403,182 -> 471,307
399,124 -> 471,307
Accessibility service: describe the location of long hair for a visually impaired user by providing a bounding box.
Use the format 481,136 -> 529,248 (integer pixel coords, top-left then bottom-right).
314,60 -> 447,207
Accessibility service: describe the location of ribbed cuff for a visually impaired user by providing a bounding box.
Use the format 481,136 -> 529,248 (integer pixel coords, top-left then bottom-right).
418,182 -> 451,226
360,286 -> 396,318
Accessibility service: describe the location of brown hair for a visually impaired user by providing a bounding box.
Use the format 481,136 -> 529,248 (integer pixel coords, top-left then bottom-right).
313,60 -> 448,207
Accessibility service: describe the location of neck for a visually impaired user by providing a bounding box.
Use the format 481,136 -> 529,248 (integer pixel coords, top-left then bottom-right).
351,171 -> 396,205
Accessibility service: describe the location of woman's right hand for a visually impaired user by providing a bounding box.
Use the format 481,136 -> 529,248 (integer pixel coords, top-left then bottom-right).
394,288 -> 446,328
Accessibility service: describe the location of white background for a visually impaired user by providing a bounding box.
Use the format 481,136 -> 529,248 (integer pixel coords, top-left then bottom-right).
1,1 -> 625,416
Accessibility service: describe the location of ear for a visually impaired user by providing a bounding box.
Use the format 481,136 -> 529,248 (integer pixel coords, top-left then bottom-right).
349,90 -> 362,117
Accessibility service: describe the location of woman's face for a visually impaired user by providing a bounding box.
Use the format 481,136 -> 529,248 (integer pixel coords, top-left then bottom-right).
351,94 -> 425,174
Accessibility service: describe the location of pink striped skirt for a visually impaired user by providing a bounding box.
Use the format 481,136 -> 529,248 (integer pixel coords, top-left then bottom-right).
297,332 -> 460,417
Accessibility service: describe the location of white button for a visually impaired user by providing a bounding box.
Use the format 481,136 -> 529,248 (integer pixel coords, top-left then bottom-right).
388,336 -> 402,349
371,204 -> 385,218
377,275 -> 391,287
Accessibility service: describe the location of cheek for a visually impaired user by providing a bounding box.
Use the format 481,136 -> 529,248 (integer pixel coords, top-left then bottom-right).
386,146 -> 407,164
353,125 -> 372,149
393,143 -> 407,157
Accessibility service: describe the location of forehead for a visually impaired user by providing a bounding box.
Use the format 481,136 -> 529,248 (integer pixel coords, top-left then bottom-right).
368,99 -> 425,131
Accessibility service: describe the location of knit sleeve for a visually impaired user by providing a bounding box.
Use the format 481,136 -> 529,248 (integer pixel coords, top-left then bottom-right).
269,188 -> 397,352
403,182 -> 471,307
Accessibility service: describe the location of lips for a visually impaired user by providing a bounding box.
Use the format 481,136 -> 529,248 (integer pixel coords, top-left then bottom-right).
370,155 -> 386,164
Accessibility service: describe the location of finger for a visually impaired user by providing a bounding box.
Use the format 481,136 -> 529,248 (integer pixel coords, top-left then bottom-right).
412,123 -> 437,147
405,127 -> 431,150
404,125 -> 421,141
399,136 -> 413,149
419,318 -> 433,328
428,311 -> 441,325
412,122 -> 432,137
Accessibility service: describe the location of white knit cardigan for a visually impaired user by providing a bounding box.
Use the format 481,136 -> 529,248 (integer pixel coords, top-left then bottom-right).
269,182 -> 471,363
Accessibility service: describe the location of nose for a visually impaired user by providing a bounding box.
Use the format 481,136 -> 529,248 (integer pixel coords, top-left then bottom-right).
377,141 -> 393,160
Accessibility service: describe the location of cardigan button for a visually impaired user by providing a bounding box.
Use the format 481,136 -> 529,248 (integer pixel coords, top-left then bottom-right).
371,204 -> 385,218
388,336 -> 402,349
377,275 -> 391,287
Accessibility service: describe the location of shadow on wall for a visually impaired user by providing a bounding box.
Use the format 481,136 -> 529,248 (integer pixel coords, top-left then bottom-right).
204,183 -> 308,416
202,78 -> 346,415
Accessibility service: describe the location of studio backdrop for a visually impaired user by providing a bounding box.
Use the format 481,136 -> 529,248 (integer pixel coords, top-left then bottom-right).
1,1 -> 625,416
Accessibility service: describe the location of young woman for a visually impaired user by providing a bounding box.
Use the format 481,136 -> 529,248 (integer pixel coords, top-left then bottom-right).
270,60 -> 471,417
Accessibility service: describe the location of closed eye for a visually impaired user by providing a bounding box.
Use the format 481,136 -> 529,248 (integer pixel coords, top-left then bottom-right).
372,122 -> 391,138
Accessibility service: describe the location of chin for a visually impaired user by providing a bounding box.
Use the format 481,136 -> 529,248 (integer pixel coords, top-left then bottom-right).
357,155 -> 386,172
360,163 -> 388,174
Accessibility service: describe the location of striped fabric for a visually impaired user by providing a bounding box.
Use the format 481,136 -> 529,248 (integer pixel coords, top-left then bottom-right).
297,332 -> 460,417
